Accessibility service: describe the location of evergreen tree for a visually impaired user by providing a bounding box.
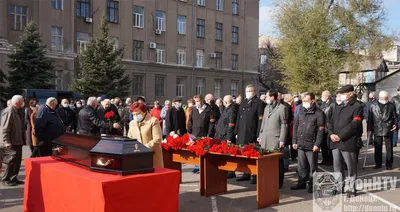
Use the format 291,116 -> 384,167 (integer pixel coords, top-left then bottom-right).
0,69 -> 7,105
71,15 -> 131,98
7,21 -> 55,97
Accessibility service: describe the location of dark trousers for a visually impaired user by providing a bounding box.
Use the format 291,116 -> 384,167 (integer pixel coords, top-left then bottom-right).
1,145 -> 23,182
37,145 -> 53,157
374,136 -> 393,167
297,149 -> 318,185
279,158 -> 284,187
332,149 -> 357,192
320,135 -> 333,163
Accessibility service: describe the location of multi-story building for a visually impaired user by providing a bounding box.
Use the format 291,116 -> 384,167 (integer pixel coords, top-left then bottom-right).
0,0 -> 260,102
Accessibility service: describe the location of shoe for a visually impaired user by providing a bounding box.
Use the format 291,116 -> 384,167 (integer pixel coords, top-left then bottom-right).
318,161 -> 326,165
12,180 -> 24,185
325,161 -> 333,166
236,174 -> 251,181
386,166 -> 393,170
373,166 -> 382,169
307,183 -> 313,193
192,169 -> 199,174
393,144 -> 397,147
227,172 -> 236,179
290,184 -> 306,190
2,181 -> 17,187
250,176 -> 257,184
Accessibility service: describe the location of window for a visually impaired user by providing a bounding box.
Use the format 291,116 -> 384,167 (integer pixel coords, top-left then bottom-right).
232,54 -> 238,70
133,7 -> 144,28
196,78 -> 205,95
110,37 -> 119,51
198,0 -> 205,6
196,50 -> 205,67
55,70 -> 63,90
215,52 -> 222,69
232,0 -> 239,15
177,16 -> 186,35
156,10 -> 166,31
260,55 -> 267,65
214,80 -> 222,98
197,19 -> 205,38
51,0 -> 63,10
51,26 -> 63,51
77,32 -> 90,54
231,81 -> 238,96
107,0 -> 119,23
177,77 -> 186,97
133,40 -> 144,61
215,23 -> 223,41
155,75 -> 166,96
9,5 -> 28,31
156,44 -> 165,63
132,75 -> 144,96
177,48 -> 186,65
77,0 -> 90,17
232,26 -> 239,44
216,0 -> 223,11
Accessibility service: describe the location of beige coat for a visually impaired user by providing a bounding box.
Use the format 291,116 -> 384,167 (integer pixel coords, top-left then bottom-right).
127,114 -> 164,168
0,106 -> 25,146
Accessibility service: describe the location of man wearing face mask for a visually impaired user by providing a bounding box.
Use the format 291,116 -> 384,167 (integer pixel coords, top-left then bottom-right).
318,90 -> 335,166
328,84 -> 363,197
367,91 -> 397,170
72,100 -> 83,133
188,95 -> 214,138
205,94 -> 221,138
165,98 -> 187,136
291,92 -> 326,193
25,98 -> 37,156
235,85 -> 265,182
258,90 -> 288,186
56,99 -> 76,133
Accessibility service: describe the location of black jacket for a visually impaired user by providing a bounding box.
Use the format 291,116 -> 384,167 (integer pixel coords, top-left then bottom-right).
97,106 -> 120,135
293,104 -> 326,150
56,106 -> 76,128
319,99 -> 335,126
78,105 -> 111,136
235,96 -> 265,145
215,104 -> 238,142
206,102 -> 221,137
328,98 -> 364,152
35,105 -> 65,144
392,95 -> 400,118
165,107 -> 187,135
367,101 -> 397,137
117,105 -> 130,124
188,104 -> 213,137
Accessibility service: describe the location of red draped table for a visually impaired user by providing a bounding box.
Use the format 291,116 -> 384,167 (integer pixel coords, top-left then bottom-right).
23,157 -> 180,212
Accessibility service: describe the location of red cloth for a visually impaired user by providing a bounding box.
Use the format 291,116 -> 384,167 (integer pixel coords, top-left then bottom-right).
150,107 -> 163,127
24,157 -> 180,212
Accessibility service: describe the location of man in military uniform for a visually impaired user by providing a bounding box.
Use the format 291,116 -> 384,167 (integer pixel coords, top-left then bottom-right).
235,84 -> 265,182
328,85 -> 363,197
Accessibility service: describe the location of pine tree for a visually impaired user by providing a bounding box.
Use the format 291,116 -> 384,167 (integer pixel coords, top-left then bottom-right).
71,15 -> 131,98
7,21 -> 55,97
0,69 -> 7,105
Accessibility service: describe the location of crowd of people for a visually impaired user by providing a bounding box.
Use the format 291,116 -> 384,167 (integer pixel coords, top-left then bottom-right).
0,84 -> 399,199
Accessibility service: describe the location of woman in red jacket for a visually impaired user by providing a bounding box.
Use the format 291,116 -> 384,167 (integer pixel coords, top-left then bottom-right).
150,101 -> 163,127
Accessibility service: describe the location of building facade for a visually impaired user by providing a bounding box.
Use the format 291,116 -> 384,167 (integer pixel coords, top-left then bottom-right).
0,0 -> 260,103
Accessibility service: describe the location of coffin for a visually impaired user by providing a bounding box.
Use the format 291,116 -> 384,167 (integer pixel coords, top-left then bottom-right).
52,133 -> 154,175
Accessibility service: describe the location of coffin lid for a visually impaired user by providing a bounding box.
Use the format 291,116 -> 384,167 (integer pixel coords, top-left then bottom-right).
90,136 -> 153,155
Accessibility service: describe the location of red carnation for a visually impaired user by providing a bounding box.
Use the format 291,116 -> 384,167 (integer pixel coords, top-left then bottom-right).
104,111 -> 115,119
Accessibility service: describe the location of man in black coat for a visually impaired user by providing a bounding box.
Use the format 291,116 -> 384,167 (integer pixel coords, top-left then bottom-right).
318,90 -> 335,166
78,97 -> 120,136
165,97 -> 187,136
56,99 -> 76,132
391,87 -> 400,147
188,95 -> 214,138
328,85 -> 363,197
235,84 -> 265,181
279,92 -> 294,170
367,91 -> 397,170
205,94 -> 221,138
291,92 -> 326,193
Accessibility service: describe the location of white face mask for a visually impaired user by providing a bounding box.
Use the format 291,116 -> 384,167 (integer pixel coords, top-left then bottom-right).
188,103 -> 193,107
302,102 -> 311,109
245,92 -> 254,100
294,97 -> 299,102
176,103 -> 182,108
76,104 -> 82,108
339,94 -> 348,102
195,102 -> 202,108
62,103 -> 69,108
266,99 -> 272,105
321,97 -> 327,102
133,114 -> 144,122
21,102 -> 25,108
337,100 -> 343,105
379,100 -> 388,104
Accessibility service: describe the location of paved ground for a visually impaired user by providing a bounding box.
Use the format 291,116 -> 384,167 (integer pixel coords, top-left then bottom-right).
1,138 -> 400,212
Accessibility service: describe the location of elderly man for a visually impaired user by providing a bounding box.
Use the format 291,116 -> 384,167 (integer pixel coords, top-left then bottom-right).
161,100 -> 172,139
0,95 -> 25,186
367,91 -> 397,170
291,92 -> 326,193
319,90 -> 335,166
278,92 -> 294,172
35,97 -> 66,157
259,90 -> 288,186
235,85 -> 265,182
165,98 -> 186,136
78,97 -> 120,136
328,85 -> 363,197
56,98 -> 76,132
391,87 -> 400,147
205,94 -> 221,138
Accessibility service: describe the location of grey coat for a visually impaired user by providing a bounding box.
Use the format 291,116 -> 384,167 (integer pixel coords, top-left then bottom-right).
259,102 -> 288,151
0,106 -> 26,146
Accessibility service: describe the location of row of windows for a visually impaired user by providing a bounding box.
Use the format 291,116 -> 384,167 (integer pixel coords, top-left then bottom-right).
133,75 -> 239,98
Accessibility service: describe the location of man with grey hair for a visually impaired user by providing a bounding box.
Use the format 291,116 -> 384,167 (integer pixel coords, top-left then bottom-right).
78,97 -> 119,136
319,90 -> 335,166
205,93 -> 220,137
161,100 -> 172,139
0,95 -> 25,186
35,97 -> 65,157
367,91 -> 397,170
